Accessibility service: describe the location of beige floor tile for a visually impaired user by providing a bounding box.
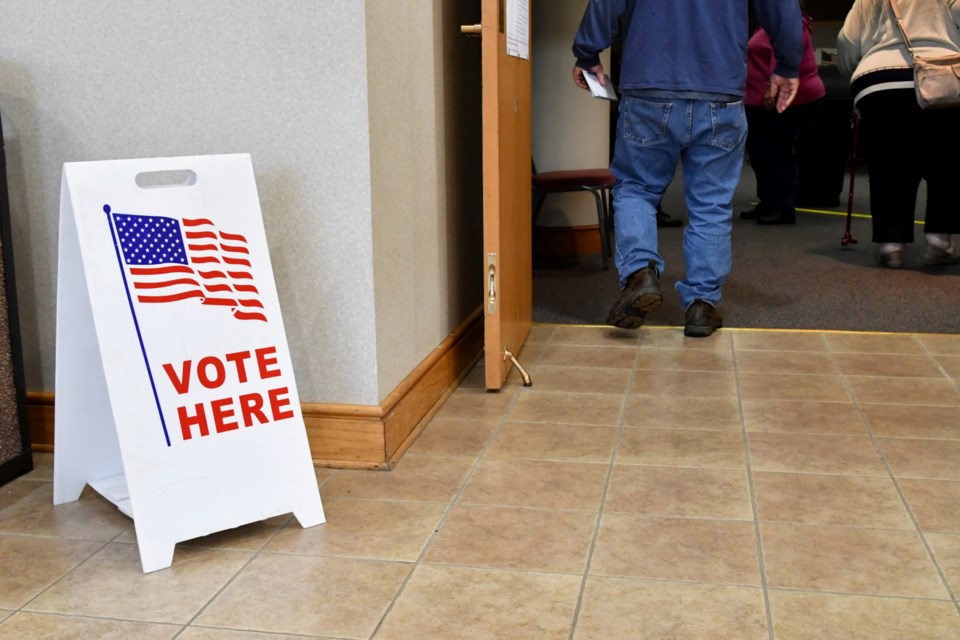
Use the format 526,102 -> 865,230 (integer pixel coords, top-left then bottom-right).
753,472 -> 913,529
630,369 -> 737,398
550,325 -> 639,347
877,438 -> 960,480
916,333 -> 960,355
859,403 -> 960,439
591,514 -> 761,585
321,454 -> 474,502
604,465 -> 752,520
265,498 -> 446,561
404,417 -> 498,458
845,375 -> 960,406
824,333 -> 925,355
460,459 -> 607,511
735,349 -> 836,375
424,504 -> 595,573
179,628 -> 325,640
27,542 -> 251,623
374,564 -> 581,640
573,577 -> 767,640
768,590 -> 960,640
0,612 -> 179,640
637,327 -> 732,350
0,536 -> 102,609
833,353 -> 945,378
738,372 -> 850,402
433,386 -> 518,421
900,479 -> 960,532
507,390 -> 624,425
195,554 -> 410,638
536,344 -> 637,369
732,331 -> 826,352
741,399 -> 864,435
633,348 -> 734,372
761,523 -> 948,598
926,532 -> 960,595
485,422 -> 617,463
617,428 -> 746,469
623,394 -> 741,430
934,354 -> 960,379
113,516 -> 291,551
18,453 -> 53,481
747,433 -> 886,476
0,479 -> 46,511
530,365 -> 631,395
527,324 -> 557,344
0,484 -> 137,541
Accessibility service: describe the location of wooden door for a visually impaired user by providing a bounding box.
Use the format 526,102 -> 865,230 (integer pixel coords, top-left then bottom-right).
480,0 -> 532,390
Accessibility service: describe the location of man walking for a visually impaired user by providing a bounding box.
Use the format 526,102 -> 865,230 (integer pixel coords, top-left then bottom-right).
573,0 -> 802,336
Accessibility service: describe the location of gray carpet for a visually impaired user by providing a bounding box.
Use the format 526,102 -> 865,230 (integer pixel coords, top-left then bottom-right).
533,168 -> 960,334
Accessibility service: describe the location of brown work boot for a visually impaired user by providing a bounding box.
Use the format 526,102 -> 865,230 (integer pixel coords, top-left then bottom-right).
684,299 -> 723,338
606,261 -> 662,329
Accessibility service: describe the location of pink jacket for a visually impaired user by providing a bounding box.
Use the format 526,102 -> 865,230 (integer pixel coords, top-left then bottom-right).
746,13 -> 826,107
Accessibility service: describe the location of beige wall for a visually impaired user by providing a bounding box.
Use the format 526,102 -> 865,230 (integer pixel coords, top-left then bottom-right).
365,0 -> 483,400
532,0 -> 610,228
0,0 -> 482,408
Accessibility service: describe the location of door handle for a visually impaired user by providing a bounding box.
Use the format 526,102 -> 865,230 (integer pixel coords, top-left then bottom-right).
460,24 -> 482,38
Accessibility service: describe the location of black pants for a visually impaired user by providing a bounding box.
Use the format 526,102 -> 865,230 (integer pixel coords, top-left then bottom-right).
857,88 -> 960,243
745,99 -> 821,213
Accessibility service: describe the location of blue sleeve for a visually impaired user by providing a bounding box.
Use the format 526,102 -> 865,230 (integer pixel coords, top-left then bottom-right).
751,0 -> 803,77
572,0 -> 632,68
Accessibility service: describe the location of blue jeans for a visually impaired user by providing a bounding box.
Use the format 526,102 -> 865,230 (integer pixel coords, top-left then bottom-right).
610,96 -> 747,308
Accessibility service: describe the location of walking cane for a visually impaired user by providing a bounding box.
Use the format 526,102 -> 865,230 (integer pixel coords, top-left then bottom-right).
841,114 -> 860,246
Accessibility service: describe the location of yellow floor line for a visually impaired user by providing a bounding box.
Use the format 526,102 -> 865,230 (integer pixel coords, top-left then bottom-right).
533,322 -> 946,337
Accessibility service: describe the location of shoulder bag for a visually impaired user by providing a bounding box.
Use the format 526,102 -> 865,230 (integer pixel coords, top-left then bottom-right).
890,0 -> 960,109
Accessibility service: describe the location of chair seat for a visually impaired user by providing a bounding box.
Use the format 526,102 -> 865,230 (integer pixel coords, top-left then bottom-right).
532,168 -> 614,191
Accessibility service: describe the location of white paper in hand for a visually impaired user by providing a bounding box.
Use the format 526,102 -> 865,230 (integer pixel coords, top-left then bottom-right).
581,70 -> 618,101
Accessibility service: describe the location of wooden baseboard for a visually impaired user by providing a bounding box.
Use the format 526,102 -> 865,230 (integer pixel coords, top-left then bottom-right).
533,224 -> 602,258
26,307 -> 485,470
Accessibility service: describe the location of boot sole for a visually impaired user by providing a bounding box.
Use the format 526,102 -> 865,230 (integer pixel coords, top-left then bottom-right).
606,292 -> 663,329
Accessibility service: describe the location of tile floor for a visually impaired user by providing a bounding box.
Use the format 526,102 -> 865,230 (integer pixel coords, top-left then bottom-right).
2,324 -> 960,639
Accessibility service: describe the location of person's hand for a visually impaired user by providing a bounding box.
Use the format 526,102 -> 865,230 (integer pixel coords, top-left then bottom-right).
767,75 -> 800,112
573,63 -> 605,91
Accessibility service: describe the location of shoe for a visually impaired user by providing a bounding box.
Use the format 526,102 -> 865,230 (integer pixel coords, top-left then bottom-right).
878,249 -> 904,269
606,261 -> 663,329
656,206 -> 684,228
756,209 -> 797,225
684,299 -> 723,338
922,243 -> 960,266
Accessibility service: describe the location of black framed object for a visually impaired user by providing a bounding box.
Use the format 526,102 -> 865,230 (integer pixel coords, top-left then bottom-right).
0,108 -> 32,485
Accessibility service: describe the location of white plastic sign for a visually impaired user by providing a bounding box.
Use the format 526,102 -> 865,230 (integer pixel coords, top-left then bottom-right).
53,154 -> 325,573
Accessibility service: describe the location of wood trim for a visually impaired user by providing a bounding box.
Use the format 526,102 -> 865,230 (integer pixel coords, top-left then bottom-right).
26,391 -> 54,453
25,308 -> 485,469
533,224 -> 602,258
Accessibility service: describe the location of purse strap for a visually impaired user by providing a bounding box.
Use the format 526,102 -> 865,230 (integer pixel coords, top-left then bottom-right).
889,0 -> 917,60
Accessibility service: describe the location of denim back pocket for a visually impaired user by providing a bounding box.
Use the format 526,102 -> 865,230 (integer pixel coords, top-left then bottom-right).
621,97 -> 672,146
709,100 -> 746,151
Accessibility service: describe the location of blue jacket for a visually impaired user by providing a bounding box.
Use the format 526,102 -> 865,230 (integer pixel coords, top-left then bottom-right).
573,0 -> 803,97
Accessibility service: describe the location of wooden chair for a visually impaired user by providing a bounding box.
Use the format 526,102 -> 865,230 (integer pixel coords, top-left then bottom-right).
532,164 -> 615,269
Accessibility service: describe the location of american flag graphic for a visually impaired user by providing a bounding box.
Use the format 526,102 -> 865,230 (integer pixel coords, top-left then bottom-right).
111,212 -> 267,322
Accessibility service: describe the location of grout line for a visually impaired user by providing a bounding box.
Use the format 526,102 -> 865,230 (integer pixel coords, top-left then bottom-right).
367,325 -> 556,640
173,514 -> 297,639
732,332 -> 777,640
828,334 -> 960,616
565,327 -> 642,640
